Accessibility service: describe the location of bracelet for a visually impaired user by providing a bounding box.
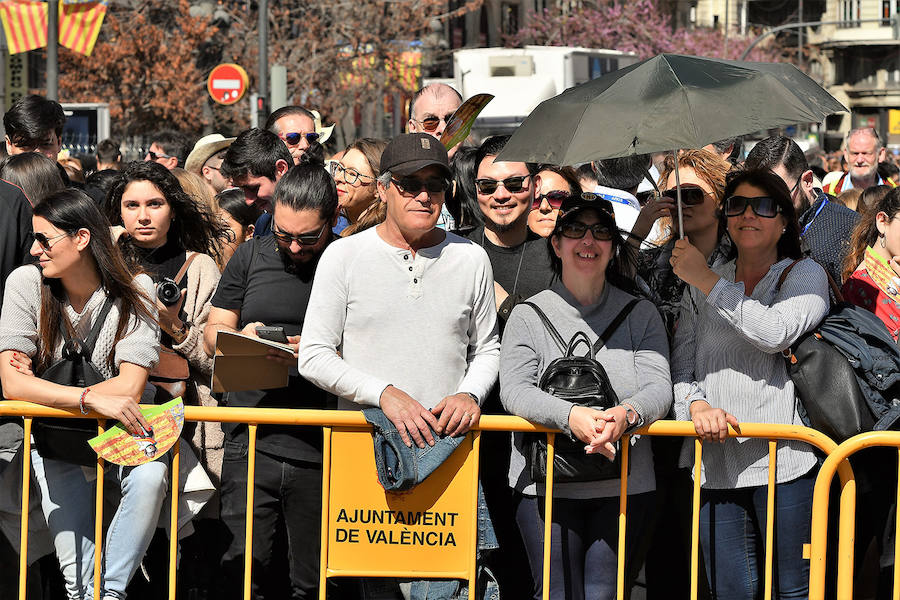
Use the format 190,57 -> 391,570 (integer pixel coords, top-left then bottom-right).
79,388 -> 90,415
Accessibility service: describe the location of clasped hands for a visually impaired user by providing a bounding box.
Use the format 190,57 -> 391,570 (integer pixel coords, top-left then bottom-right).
568,405 -> 633,461
379,385 -> 479,449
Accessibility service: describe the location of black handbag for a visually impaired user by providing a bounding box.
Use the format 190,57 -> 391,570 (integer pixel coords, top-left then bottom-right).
33,297 -> 114,466
521,299 -> 638,483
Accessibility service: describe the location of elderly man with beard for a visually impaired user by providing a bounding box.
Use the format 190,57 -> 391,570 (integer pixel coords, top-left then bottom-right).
203,163 -> 339,599
824,127 -> 897,195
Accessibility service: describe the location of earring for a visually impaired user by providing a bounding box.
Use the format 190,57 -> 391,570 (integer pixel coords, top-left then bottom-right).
782,228 -> 786,234
881,234 -> 887,248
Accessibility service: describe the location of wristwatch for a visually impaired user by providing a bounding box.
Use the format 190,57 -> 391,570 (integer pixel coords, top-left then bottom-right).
622,406 -> 642,432
169,320 -> 189,344
461,391 -> 479,404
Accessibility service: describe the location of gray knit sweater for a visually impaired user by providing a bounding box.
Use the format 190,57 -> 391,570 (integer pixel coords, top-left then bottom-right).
500,281 -> 672,499
0,265 -> 160,377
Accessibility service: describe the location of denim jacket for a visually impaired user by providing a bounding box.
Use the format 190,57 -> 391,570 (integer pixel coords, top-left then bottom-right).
363,408 -> 499,600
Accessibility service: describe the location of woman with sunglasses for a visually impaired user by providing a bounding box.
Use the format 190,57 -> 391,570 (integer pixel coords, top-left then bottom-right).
501,194 -> 672,600
670,169 -> 829,600
0,189 -> 166,599
334,138 -> 388,237
634,149 -> 732,341
527,165 -> 582,238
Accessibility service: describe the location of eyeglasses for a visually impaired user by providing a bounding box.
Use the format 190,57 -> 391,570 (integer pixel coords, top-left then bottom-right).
390,177 -> 451,195
146,150 -> 176,161
333,163 -> 374,186
723,195 -> 783,218
661,185 -> 708,206
532,190 -> 570,210
474,175 -> 531,195
635,190 -> 658,206
280,131 -> 320,146
560,221 -> 614,241
413,113 -> 454,132
32,231 -> 68,251
272,221 -> 328,245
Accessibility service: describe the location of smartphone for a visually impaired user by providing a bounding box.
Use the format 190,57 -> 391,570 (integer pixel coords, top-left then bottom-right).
255,325 -> 289,343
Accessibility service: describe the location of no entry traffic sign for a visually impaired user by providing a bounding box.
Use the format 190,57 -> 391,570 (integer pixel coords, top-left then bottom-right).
207,63 -> 249,105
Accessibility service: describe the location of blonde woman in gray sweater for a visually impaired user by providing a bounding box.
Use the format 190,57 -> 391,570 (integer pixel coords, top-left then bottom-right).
500,194 -> 672,600
0,189 -> 165,600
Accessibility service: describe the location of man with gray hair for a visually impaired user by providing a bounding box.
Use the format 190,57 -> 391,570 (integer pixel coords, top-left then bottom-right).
824,127 -> 895,195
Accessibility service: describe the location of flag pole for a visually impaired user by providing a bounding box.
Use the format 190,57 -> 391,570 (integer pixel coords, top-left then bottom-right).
47,0 -> 58,100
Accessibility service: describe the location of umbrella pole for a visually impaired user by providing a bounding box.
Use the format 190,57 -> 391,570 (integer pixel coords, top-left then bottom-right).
673,149 -> 685,240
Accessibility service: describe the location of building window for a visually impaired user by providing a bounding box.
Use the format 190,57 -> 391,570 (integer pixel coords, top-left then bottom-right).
882,0 -> 900,24
840,0 -> 860,26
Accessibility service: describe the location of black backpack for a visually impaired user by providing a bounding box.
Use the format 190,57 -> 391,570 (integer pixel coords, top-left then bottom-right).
521,299 -> 638,483
780,263 -> 900,442
33,297 -> 114,466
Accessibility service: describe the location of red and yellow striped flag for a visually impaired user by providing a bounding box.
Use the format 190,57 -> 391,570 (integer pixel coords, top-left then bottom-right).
59,0 -> 107,56
0,0 -> 107,56
0,0 -> 47,55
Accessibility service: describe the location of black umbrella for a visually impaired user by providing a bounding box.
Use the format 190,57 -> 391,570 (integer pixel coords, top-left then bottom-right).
496,54 -> 847,235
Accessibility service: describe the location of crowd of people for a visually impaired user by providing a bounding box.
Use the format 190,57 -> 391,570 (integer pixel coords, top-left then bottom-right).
0,86 -> 897,600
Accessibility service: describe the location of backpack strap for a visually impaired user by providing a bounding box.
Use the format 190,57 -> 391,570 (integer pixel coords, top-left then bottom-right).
592,299 -> 639,354
173,252 -> 198,285
82,297 -> 115,356
519,301 -> 567,354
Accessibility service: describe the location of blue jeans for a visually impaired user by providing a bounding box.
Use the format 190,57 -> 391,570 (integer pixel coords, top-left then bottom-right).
31,449 -> 168,599
699,468 -> 816,600
515,492 -> 655,600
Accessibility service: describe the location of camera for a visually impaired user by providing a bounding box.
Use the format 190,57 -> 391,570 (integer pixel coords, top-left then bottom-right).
156,278 -> 181,306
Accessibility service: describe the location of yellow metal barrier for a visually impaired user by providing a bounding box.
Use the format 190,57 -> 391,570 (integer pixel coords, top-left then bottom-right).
0,402 -> 855,600
808,430 -> 900,600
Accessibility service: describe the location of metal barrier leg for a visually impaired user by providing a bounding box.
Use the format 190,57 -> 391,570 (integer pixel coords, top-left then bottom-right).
94,421 -> 106,600
763,440 -> 777,600
244,424 -> 258,600
18,417 -> 32,600
319,427 -> 331,600
168,438 -> 180,600
468,432 -> 481,597
617,437 -> 630,600
542,432 -> 555,600
690,439 -> 703,600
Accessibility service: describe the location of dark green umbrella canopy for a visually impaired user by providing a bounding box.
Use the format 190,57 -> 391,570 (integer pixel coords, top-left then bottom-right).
497,54 -> 847,165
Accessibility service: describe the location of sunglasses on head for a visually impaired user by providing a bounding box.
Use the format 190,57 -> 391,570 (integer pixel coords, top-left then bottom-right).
415,114 -> 455,132
560,221 -> 614,241
32,231 -> 68,251
532,190 -> 570,210
474,175 -> 531,195
281,131 -> 320,145
272,221 -> 328,246
391,177 -> 451,195
724,195 -> 783,218
661,185 -> 708,206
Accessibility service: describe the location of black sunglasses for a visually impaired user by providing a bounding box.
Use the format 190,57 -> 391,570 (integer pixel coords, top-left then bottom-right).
147,150 -> 176,161
272,221 -> 328,245
474,175 -> 531,195
532,190 -> 570,210
661,185 -> 708,206
724,195 -> 783,218
282,131 -> 320,145
560,221 -> 613,241
391,177 -> 450,195
32,231 -> 68,250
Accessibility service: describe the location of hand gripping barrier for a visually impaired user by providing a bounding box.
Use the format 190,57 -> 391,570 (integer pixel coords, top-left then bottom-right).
0,402 -> 856,600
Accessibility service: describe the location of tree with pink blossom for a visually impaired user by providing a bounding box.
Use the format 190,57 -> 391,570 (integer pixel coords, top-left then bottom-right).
509,0 -> 786,63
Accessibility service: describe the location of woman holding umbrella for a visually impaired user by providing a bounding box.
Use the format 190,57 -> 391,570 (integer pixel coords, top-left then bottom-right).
670,169 -> 829,599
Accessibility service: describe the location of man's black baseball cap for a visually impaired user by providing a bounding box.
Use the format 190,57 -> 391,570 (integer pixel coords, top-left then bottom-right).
380,133 -> 451,178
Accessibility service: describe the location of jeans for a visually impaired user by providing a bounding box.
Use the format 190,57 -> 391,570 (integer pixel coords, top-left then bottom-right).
219,441 -> 322,599
515,491 -> 655,600
699,468 -> 816,600
31,450 -> 169,600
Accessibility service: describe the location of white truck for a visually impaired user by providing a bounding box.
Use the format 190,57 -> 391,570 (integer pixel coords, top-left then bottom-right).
427,46 -> 639,139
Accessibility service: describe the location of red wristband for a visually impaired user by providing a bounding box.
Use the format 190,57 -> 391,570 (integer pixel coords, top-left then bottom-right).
79,388 -> 90,415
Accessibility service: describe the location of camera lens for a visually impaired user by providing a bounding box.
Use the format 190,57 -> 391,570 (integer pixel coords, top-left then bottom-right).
157,278 -> 181,306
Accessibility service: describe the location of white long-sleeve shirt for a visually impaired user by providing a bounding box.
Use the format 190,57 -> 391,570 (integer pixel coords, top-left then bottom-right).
298,227 -> 500,410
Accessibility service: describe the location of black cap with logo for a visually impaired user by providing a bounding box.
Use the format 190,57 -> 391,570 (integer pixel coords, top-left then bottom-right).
380,133 -> 451,178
